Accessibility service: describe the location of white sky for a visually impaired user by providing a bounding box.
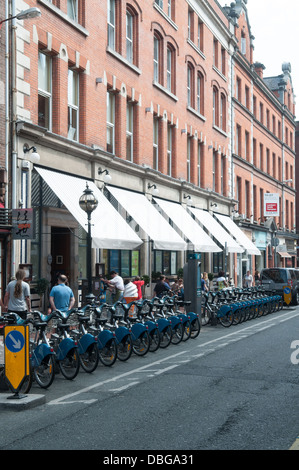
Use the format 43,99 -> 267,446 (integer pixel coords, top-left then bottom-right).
218,0 -> 299,117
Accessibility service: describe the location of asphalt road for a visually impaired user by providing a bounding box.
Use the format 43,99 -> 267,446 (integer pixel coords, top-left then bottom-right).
0,306 -> 299,452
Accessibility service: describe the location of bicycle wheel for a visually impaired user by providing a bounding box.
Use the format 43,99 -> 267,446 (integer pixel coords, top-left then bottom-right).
171,322 -> 184,344
133,330 -> 150,356
79,342 -> 99,373
182,320 -> 192,341
58,348 -> 80,380
201,307 -> 210,326
190,317 -> 200,339
159,325 -> 172,348
34,354 -> 55,388
117,335 -> 133,361
219,312 -> 233,328
99,338 -> 117,366
149,327 -> 161,352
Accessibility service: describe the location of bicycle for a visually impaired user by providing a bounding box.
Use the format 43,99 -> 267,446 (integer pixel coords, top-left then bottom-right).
86,303 -> 118,366
115,301 -> 150,357
48,310 -> 80,380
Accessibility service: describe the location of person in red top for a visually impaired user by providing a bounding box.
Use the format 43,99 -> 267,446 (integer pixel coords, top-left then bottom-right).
132,276 -> 144,300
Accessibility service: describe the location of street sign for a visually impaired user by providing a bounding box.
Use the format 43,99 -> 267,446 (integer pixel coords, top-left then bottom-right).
4,325 -> 30,393
283,286 -> 292,305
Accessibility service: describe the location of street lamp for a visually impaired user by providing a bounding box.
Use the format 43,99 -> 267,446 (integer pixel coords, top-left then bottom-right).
79,183 -> 98,303
0,7 -> 41,28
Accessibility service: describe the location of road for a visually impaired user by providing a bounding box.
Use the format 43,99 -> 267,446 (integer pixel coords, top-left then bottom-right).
0,306 -> 299,452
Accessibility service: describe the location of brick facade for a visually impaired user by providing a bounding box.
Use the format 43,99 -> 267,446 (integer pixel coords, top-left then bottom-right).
0,0 -> 296,292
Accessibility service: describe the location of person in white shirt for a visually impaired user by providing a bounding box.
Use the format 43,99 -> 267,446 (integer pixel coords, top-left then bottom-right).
244,270 -> 253,288
105,271 -> 124,302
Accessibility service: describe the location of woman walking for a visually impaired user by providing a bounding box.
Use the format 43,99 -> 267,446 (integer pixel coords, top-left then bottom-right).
4,269 -> 31,319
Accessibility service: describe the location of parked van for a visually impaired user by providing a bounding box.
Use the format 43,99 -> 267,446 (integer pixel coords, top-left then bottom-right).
260,268 -> 299,305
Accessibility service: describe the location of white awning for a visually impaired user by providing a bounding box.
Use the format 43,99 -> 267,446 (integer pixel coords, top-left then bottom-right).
188,208 -> 244,254
107,187 -> 186,251
277,250 -> 292,258
35,167 -> 142,250
214,214 -> 261,256
153,198 -> 222,253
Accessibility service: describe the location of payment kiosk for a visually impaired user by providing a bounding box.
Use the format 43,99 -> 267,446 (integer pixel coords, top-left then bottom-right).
183,253 -> 202,315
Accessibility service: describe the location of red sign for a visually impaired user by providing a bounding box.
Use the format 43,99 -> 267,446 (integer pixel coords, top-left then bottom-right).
266,203 -> 278,212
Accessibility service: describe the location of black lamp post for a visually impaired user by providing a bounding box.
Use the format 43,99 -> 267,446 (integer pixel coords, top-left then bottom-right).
79,183 -> 98,303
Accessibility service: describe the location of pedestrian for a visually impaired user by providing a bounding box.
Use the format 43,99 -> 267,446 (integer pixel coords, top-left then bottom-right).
216,270 -> 228,290
132,276 -> 144,300
254,270 -> 261,286
201,273 -> 209,292
105,271 -> 124,302
49,274 -> 75,312
3,269 -> 31,319
177,278 -> 184,300
244,270 -> 253,288
154,275 -> 171,298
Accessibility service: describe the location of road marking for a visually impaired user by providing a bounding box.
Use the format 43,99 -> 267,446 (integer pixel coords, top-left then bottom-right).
290,437 -> 299,450
48,309 -> 299,406
109,382 -> 140,392
48,350 -> 187,405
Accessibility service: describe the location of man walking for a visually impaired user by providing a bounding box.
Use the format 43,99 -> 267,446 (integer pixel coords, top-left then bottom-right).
49,274 -> 75,312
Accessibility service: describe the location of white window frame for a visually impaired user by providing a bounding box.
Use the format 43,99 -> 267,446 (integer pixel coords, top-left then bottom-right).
167,124 -> 172,177
126,10 -> 133,63
187,137 -> 191,183
106,91 -> 115,154
38,51 -> 52,131
67,0 -> 78,22
126,101 -> 134,162
108,0 -> 115,50
154,36 -> 159,83
167,47 -> 172,92
153,117 -> 159,170
197,142 -> 201,187
68,69 -> 79,141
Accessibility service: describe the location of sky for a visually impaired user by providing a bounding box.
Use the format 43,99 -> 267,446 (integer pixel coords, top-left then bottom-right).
218,0 -> 299,117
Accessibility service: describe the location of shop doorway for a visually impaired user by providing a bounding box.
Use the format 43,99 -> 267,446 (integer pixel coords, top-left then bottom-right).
51,227 -> 71,287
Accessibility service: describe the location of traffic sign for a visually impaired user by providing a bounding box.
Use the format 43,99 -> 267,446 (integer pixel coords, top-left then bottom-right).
283,286 -> 292,305
4,325 -> 30,393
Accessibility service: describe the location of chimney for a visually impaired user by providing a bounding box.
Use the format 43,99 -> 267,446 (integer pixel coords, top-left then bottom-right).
254,62 -> 266,79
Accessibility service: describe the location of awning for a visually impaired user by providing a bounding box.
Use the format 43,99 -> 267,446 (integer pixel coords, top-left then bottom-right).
153,198 -> 222,253
107,187 -> 186,251
35,167 -> 142,250
277,250 -> 292,258
188,208 -> 244,253
214,214 -> 261,256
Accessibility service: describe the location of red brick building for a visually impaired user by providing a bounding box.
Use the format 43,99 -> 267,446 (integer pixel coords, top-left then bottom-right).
0,0 -> 296,301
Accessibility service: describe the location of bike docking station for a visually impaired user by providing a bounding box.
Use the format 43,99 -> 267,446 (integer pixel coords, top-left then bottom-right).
183,253 -> 202,316
0,323 -> 46,410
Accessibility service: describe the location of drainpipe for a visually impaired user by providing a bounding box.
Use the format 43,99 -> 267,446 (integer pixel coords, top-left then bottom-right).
10,0 -> 17,275
5,0 -> 9,210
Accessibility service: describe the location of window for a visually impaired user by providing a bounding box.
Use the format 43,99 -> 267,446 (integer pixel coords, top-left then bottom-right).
236,125 -> 241,156
221,47 -> 226,75
245,85 -> 250,109
167,124 -> 172,177
126,10 -> 133,63
68,69 -> 79,141
245,131 -> 249,161
107,0 -> 115,49
187,136 -> 191,183
197,73 -> 203,114
221,156 -> 225,195
197,142 -> 201,187
166,46 -> 174,93
187,64 -> 193,107
213,38 -> 218,68
155,0 -> 163,7
259,144 -> 263,171
220,94 -> 226,131
106,91 -> 115,153
259,102 -> 263,124
67,0 -> 78,21
245,181 -> 250,218
126,101 -> 134,161
213,87 -> 219,126
153,116 -> 159,170
212,152 -> 217,192
38,52 -> 52,130
153,35 -> 161,83
197,19 -> 202,50
272,153 -> 276,179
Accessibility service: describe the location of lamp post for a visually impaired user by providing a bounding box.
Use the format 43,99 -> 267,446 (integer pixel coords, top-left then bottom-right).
2,6 -> 41,275
79,183 -> 98,303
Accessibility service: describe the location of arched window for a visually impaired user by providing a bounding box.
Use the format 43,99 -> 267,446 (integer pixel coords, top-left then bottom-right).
187,63 -> 194,108
154,33 -> 163,84
220,93 -> 226,131
213,87 -> 219,127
